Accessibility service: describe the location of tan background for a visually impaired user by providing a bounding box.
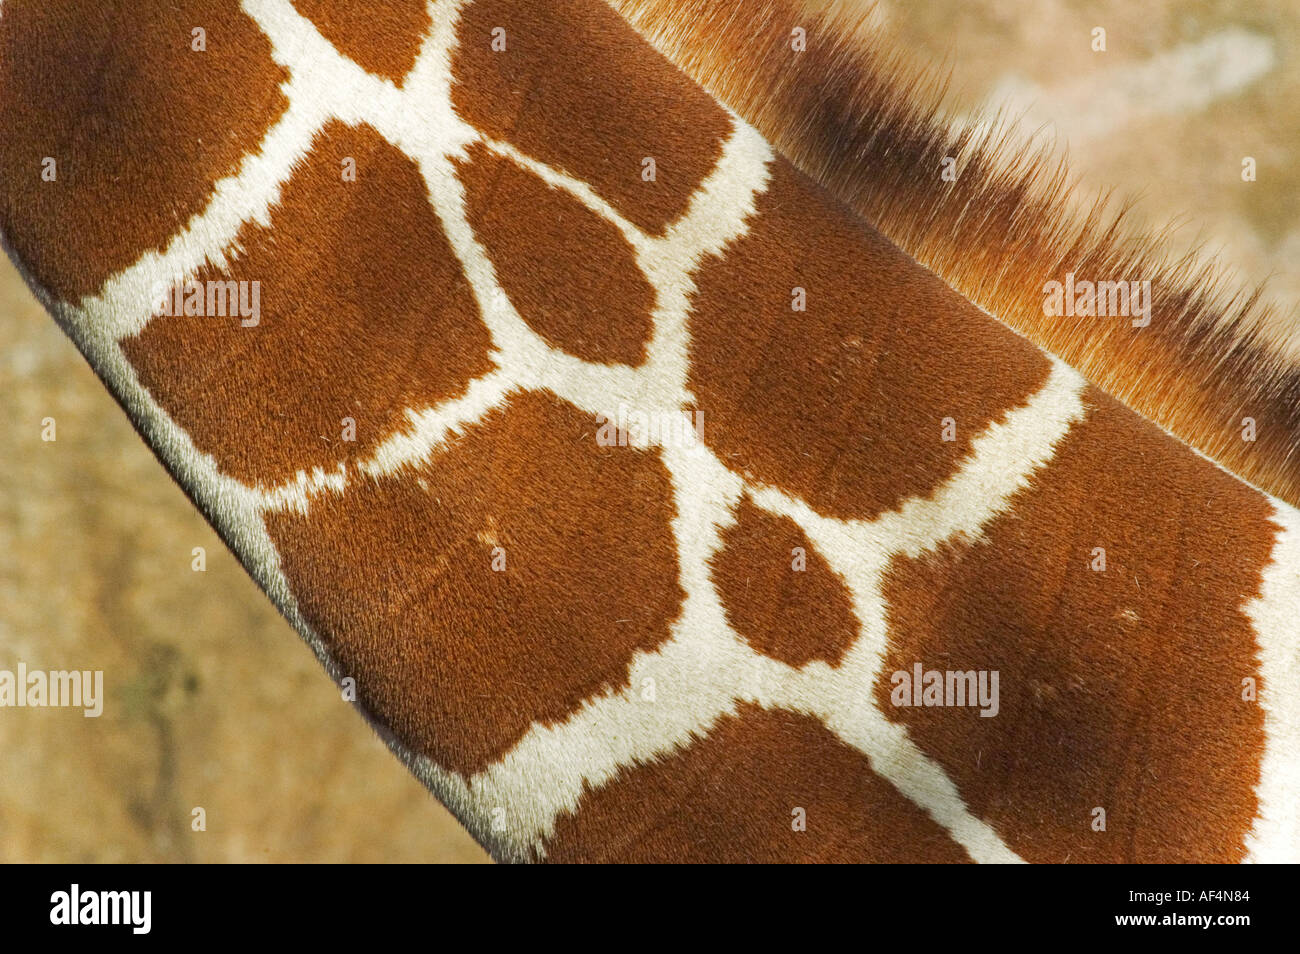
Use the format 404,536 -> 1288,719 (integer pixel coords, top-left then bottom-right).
1,0 -> 1295,862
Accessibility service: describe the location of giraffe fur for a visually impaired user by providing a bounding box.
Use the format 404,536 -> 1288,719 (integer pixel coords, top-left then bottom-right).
0,0 -> 1298,863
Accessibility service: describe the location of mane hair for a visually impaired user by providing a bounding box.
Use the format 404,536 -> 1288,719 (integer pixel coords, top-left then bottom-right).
610,0 -> 1300,507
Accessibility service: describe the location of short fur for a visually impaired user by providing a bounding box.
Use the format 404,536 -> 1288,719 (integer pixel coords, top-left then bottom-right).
2,0 -> 1299,864
610,0 -> 1300,507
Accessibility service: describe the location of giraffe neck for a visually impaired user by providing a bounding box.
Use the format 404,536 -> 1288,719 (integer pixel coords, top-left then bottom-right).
612,0 -> 1300,511
1,0 -> 1298,863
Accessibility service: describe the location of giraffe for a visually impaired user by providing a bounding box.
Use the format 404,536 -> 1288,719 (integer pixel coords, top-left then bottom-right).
0,0 -> 1298,863
623,0 -> 1300,509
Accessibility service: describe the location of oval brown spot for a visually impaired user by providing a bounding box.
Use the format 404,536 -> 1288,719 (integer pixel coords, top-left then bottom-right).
291,0 -> 430,83
451,0 -> 732,234
545,704 -> 972,862
265,390 -> 685,778
122,121 -> 494,486
0,0 -> 289,302
877,388 -> 1274,863
711,496 -> 859,667
687,158 -> 1052,520
458,142 -> 655,366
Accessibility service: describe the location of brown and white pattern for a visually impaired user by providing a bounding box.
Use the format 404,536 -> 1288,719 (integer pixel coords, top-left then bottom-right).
1,0 -> 1298,862
614,0 -> 1300,510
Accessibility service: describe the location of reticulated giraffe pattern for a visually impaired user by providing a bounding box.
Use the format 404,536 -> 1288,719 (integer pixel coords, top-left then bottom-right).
2,0 -> 1299,863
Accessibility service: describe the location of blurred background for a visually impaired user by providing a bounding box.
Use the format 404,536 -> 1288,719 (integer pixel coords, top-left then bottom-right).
1,0 -> 1296,862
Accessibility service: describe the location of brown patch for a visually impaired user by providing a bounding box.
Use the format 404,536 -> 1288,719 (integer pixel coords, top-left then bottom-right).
545,704 -> 971,862
458,142 -> 655,365
450,0 -> 732,234
711,496 -> 859,667
291,0 -> 430,83
0,1 -> 288,302
265,390 -> 685,778
688,158 -> 1051,520
612,0 -> 1300,510
877,387 -> 1274,863
122,121 -> 494,486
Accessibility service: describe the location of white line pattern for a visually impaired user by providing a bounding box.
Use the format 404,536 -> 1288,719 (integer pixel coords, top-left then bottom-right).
1243,503 -> 1300,863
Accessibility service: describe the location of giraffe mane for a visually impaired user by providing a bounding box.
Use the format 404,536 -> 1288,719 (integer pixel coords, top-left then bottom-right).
610,0 -> 1300,507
